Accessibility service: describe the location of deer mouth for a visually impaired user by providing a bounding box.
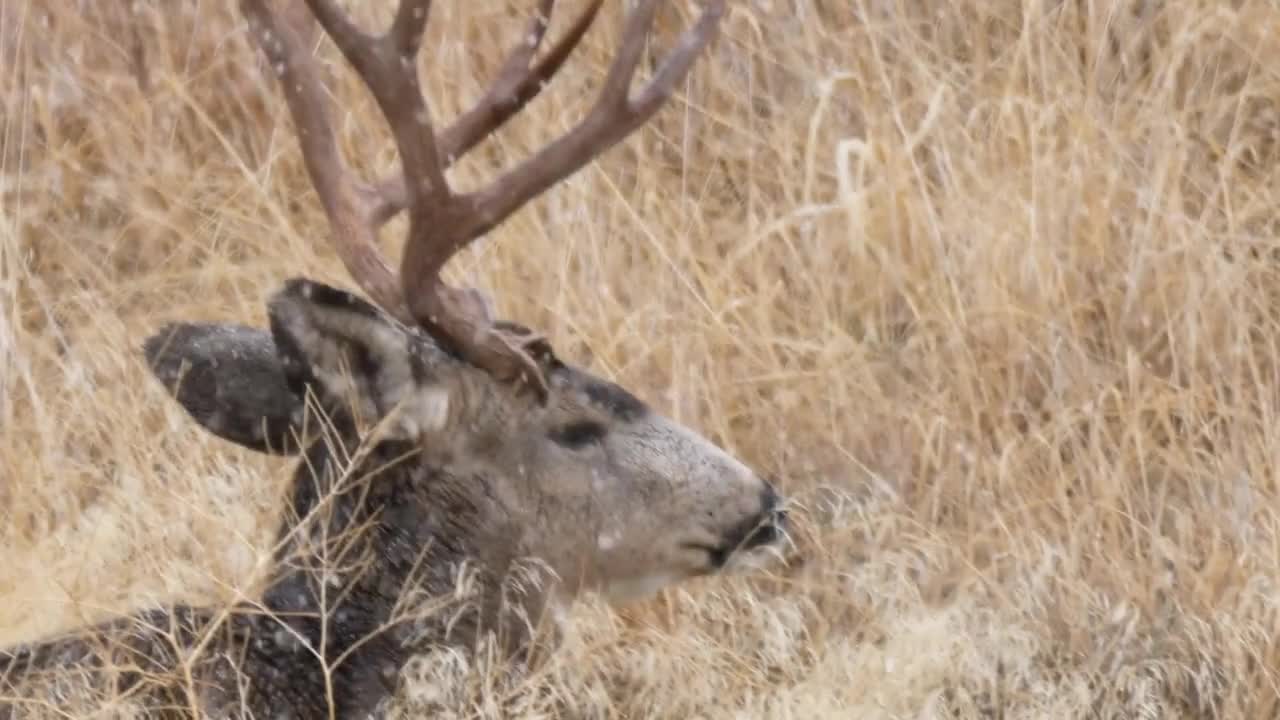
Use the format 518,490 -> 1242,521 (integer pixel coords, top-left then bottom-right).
687,507 -> 789,571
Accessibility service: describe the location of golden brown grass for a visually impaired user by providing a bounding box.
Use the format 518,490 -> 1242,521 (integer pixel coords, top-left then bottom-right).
3,0 -> 1280,717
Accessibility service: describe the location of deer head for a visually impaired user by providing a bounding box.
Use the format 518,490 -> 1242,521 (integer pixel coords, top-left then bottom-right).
144,0 -> 786,633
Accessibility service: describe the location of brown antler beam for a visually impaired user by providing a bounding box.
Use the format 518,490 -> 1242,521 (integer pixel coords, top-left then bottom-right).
241,0 -> 729,400
240,0 -> 409,321
363,0 -> 605,225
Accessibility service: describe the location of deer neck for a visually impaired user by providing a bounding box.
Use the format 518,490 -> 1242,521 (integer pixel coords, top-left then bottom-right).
255,435 -> 550,701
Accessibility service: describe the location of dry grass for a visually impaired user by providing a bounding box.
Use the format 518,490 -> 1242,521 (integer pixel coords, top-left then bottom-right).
3,0 -> 1280,717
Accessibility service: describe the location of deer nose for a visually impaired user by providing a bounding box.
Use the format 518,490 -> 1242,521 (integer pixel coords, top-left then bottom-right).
742,479 -> 787,550
741,517 -> 783,550
759,478 -> 786,520
761,479 -> 781,511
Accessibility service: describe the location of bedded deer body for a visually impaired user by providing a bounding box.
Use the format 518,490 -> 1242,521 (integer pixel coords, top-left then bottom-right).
2,280 -> 784,718
1,0 -> 788,716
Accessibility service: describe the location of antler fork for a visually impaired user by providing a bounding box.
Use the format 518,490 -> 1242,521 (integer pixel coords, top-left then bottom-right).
239,0 -> 727,399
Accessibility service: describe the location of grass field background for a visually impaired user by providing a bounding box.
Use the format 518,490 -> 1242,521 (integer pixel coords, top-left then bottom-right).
3,1 -> 1280,717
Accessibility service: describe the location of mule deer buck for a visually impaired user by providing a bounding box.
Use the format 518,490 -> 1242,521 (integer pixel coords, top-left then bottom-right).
0,0 -> 788,716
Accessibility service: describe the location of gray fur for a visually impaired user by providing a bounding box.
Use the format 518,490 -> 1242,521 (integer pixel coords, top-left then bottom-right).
143,322 -> 304,454
0,278 -> 787,718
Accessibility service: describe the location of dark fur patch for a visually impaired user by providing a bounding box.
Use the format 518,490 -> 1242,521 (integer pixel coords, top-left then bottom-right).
408,343 -> 430,385
349,342 -> 384,411
582,378 -> 648,422
282,277 -> 385,321
266,310 -> 317,400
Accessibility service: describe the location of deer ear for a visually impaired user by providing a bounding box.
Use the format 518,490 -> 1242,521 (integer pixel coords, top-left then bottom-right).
266,278 -> 451,442
143,323 -> 306,455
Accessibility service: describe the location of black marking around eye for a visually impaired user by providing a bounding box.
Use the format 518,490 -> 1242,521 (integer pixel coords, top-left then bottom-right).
549,420 -> 608,449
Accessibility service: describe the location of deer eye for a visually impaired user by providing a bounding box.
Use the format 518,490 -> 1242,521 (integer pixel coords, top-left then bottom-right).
550,420 -> 608,449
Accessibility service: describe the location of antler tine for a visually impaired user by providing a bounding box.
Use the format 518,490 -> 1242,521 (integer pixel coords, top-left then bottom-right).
398,0 -> 727,399
440,0 -> 606,173
304,0 -> 452,221
399,0 -> 728,283
242,0 -> 726,401
239,0 -> 409,322
299,0 -> 568,396
364,0 -> 604,230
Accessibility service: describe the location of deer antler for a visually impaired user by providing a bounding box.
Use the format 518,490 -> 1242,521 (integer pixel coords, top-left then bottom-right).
239,0 -> 727,400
